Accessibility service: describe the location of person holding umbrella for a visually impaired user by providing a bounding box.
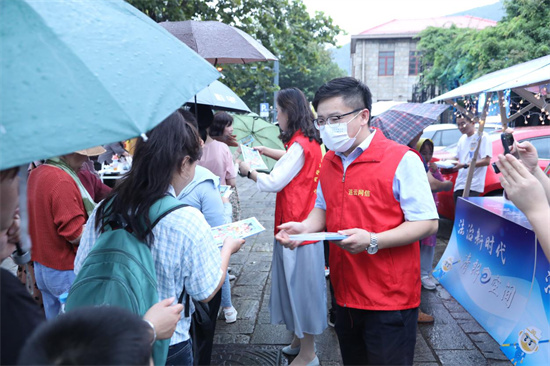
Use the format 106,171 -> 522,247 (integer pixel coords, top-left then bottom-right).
238,88 -> 324,366
276,77 -> 438,366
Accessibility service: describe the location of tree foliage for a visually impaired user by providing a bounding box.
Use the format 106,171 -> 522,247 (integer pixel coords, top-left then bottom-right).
417,0 -> 550,92
127,0 -> 345,115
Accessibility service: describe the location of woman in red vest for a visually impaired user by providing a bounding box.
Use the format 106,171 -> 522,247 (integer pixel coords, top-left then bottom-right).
238,88 -> 324,366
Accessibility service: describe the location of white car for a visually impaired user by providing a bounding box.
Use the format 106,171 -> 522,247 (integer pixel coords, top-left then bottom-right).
422,123 -> 499,151
421,124 -> 463,151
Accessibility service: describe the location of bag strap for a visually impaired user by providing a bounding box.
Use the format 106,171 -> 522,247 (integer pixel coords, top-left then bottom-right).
150,196 -> 191,316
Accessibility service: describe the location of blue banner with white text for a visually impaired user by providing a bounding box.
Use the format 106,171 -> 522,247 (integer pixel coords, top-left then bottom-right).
434,197 -> 550,365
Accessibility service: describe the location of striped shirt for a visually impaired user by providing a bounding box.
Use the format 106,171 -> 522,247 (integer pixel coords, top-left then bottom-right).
75,187 -> 222,345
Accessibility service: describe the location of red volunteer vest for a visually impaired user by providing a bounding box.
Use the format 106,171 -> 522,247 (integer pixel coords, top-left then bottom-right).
274,131 -> 322,245
320,129 -> 421,310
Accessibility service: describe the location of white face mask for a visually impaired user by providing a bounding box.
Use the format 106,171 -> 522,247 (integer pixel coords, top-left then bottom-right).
320,113 -> 362,152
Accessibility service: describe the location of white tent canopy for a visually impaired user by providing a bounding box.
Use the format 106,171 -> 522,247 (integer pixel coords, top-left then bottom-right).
426,55 -> 550,103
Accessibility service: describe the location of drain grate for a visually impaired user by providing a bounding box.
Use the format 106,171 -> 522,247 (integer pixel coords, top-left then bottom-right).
211,344 -> 288,366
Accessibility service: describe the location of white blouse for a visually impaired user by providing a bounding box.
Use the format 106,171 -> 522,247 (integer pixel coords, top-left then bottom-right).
256,142 -> 305,193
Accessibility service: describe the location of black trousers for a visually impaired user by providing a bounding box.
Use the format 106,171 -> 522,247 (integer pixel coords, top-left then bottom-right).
334,305 -> 418,365
190,290 -> 221,366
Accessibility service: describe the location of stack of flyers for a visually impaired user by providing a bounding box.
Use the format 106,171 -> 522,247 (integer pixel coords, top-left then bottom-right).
241,144 -> 268,171
211,217 -> 265,247
288,232 -> 348,242
219,185 -> 233,198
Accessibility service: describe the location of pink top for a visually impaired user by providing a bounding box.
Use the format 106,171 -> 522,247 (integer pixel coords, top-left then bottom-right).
198,139 -> 236,185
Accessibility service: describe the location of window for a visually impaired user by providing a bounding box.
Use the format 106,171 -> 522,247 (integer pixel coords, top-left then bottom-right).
524,137 -> 550,160
378,51 -> 394,76
409,51 -> 421,75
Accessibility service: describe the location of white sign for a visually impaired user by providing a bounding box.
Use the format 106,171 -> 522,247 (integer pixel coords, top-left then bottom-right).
260,103 -> 269,118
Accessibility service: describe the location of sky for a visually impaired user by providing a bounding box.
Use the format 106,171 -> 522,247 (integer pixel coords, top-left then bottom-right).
301,0 -> 500,45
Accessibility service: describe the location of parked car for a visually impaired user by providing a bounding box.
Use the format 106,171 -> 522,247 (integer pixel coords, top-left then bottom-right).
422,124 -> 499,151
432,126 -> 550,220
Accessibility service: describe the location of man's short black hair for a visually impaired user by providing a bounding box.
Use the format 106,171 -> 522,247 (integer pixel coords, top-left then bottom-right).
312,77 -> 372,121
18,306 -> 153,365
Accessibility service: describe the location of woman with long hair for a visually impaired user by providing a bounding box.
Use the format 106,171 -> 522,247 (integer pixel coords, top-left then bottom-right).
238,88 -> 325,366
75,111 -> 244,366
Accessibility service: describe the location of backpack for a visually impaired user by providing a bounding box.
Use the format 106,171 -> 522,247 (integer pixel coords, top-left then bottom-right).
66,195 -> 187,366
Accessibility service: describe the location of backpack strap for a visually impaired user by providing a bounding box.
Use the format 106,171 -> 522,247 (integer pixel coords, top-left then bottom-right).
149,196 -> 191,316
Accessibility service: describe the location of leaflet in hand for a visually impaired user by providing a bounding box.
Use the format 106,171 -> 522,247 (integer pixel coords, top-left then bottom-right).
241,144 -> 268,171
288,232 -> 348,242
434,160 -> 457,169
211,217 -> 265,247
219,185 -> 233,198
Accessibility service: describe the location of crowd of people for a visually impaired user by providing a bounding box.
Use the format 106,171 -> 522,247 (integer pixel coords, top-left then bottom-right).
1,76 -> 549,366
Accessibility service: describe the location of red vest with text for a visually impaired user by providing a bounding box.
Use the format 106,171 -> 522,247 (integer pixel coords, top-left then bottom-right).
274,131 -> 322,246
320,129 -> 421,310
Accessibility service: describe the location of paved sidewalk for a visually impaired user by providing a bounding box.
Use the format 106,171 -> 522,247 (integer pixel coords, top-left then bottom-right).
212,176 -> 511,365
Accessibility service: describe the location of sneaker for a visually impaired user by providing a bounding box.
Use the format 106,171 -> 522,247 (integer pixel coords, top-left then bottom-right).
328,309 -> 336,327
228,274 -> 236,281
421,276 -> 436,290
324,266 -> 330,277
223,306 -> 237,323
418,310 -> 434,323
228,266 -> 233,273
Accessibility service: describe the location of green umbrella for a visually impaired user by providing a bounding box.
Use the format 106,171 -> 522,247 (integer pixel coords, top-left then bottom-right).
0,0 -> 220,170
229,113 -> 284,171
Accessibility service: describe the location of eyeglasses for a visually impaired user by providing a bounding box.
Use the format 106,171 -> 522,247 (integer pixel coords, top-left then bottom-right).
314,108 -> 364,130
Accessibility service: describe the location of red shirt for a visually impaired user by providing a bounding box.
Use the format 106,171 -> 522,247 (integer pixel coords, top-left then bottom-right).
28,165 -> 87,270
274,132 -> 322,245
320,130 -> 421,310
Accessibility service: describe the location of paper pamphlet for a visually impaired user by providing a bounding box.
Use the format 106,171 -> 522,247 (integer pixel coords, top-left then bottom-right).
211,217 -> 265,247
435,160 -> 457,169
239,135 -> 254,146
219,185 -> 233,198
241,144 -> 268,171
288,232 -> 348,242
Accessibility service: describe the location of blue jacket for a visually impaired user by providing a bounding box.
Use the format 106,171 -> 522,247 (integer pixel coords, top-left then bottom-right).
177,166 -> 231,227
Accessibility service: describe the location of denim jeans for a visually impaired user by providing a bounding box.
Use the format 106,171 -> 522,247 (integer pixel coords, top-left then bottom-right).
165,339 -> 193,366
34,262 -> 75,319
220,271 -> 232,308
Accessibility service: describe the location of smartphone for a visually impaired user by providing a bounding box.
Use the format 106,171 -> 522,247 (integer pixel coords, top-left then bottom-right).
501,133 -> 514,155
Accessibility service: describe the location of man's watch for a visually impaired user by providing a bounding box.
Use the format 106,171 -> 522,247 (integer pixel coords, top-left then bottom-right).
366,232 -> 378,254
247,170 -> 252,179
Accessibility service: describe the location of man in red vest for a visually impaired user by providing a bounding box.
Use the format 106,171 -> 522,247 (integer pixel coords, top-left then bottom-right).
277,77 -> 438,365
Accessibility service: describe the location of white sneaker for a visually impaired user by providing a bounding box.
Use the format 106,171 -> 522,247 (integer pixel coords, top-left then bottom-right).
228,274 -> 236,281
421,276 -> 437,290
223,306 -> 237,323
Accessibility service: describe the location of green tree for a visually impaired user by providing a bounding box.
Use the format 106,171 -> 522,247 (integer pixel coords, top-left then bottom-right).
417,0 -> 550,93
126,0 -> 344,115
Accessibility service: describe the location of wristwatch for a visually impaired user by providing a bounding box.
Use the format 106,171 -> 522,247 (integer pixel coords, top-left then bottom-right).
366,232 -> 378,254
247,170 -> 252,179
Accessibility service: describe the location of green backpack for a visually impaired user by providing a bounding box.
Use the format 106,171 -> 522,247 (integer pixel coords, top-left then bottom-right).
66,196 -> 187,366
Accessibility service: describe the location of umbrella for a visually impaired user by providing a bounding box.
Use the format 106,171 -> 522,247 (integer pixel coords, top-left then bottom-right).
188,80 -> 250,112
0,0 -> 220,170
159,20 -> 277,65
229,113 -> 284,171
370,103 -> 449,146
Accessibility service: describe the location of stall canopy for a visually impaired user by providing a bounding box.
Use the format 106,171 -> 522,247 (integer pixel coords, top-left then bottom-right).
425,54 -> 550,199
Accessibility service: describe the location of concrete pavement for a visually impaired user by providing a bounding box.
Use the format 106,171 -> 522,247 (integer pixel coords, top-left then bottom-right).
211,175 -> 511,365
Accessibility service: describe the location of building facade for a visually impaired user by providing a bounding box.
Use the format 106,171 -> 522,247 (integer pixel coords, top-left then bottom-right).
351,16 -> 497,103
